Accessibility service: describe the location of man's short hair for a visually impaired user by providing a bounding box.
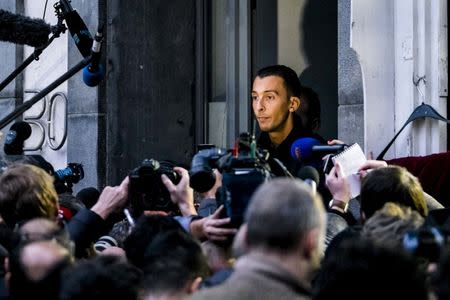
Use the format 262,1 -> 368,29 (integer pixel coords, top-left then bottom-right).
141,230 -> 209,296
59,256 -> 142,300
0,164 -> 58,228
360,166 -> 428,218
256,65 -> 302,98
245,178 -> 325,252
123,215 -> 184,268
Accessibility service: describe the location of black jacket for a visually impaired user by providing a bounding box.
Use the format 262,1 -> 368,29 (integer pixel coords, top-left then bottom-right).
256,114 -> 324,177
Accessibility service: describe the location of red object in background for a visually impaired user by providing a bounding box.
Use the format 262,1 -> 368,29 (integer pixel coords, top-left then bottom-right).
386,151 -> 450,207
58,206 -> 74,221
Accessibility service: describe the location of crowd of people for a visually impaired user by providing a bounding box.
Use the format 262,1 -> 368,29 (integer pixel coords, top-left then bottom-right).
0,65 -> 448,300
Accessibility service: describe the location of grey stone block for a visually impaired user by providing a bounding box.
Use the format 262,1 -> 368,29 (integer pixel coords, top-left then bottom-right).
338,0 -> 364,106
338,104 -> 364,148
0,43 -> 17,98
67,0 -> 99,115
67,113 -> 103,192
0,2 -> 20,99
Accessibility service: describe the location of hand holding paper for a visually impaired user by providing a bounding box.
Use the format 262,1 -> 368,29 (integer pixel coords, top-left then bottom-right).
325,162 -> 351,203
331,143 -> 367,198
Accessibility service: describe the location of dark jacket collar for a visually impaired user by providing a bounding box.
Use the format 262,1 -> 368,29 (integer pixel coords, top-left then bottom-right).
257,114 -> 318,175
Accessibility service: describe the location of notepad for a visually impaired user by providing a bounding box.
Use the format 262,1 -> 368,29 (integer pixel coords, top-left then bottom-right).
332,143 -> 367,198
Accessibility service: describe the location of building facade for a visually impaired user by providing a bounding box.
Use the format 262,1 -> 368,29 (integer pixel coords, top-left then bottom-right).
0,0 -> 447,191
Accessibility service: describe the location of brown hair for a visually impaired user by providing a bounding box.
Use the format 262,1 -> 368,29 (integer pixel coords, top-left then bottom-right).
0,164 -> 58,228
360,166 -> 427,218
362,202 -> 424,249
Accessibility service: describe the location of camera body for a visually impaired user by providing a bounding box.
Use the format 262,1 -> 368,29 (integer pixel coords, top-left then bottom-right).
403,208 -> 450,262
190,132 -> 273,227
190,147 -> 228,193
403,226 -> 449,262
54,163 -> 84,193
129,158 -> 180,215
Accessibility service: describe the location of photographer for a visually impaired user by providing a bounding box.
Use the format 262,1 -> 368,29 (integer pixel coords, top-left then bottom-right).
161,167 -> 197,217
161,167 -> 237,242
0,160 -> 134,258
66,176 -> 130,257
94,164 -> 235,255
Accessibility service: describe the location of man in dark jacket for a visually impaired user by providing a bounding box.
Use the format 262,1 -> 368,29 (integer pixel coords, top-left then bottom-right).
253,65 -> 324,176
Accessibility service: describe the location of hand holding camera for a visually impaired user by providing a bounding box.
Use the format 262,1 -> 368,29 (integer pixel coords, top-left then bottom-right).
161,167 -> 197,217
92,176 -> 130,220
190,205 -> 238,241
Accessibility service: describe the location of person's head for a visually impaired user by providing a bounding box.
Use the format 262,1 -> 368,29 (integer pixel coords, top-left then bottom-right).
252,65 -> 301,141
141,230 -> 209,300
245,178 -> 326,269
123,214 -> 183,268
360,166 -> 428,219
17,218 -> 75,256
313,237 -> 430,300
296,86 -> 321,132
0,164 -> 59,228
362,202 -> 424,249
59,256 -> 142,300
7,240 -> 73,300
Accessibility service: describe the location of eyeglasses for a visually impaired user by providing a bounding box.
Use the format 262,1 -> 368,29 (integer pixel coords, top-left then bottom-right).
15,218 -> 75,257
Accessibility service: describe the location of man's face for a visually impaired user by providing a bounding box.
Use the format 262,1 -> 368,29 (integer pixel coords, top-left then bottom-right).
252,75 -> 292,133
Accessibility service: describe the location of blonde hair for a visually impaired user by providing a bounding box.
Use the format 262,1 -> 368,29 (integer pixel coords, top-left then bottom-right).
0,164 -> 58,227
362,202 -> 424,249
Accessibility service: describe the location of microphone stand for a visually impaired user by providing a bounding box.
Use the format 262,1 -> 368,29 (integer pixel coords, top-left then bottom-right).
0,16 -> 67,93
0,55 -> 91,130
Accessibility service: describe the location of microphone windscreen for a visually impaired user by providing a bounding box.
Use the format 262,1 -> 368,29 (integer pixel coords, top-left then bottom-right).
76,187 -> 100,209
297,166 -> 320,186
0,9 -> 51,48
9,121 -> 32,140
83,63 -> 105,87
290,137 -> 322,162
4,122 -> 32,153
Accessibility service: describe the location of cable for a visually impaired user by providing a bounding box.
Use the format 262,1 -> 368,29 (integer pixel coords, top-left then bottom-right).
42,0 -> 49,19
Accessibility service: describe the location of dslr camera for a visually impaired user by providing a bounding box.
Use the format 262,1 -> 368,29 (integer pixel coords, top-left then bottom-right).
190,132 -> 273,227
54,163 -> 84,193
129,158 -> 180,216
403,209 -> 450,262
403,226 -> 449,262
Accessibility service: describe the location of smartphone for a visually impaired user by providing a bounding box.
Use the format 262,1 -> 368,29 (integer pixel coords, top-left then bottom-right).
323,154 -> 335,174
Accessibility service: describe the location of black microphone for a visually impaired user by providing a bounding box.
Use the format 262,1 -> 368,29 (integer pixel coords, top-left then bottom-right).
55,0 -> 93,57
311,144 -> 347,154
4,121 -> 32,155
297,166 -> 320,194
0,9 -> 52,48
82,29 -> 105,86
